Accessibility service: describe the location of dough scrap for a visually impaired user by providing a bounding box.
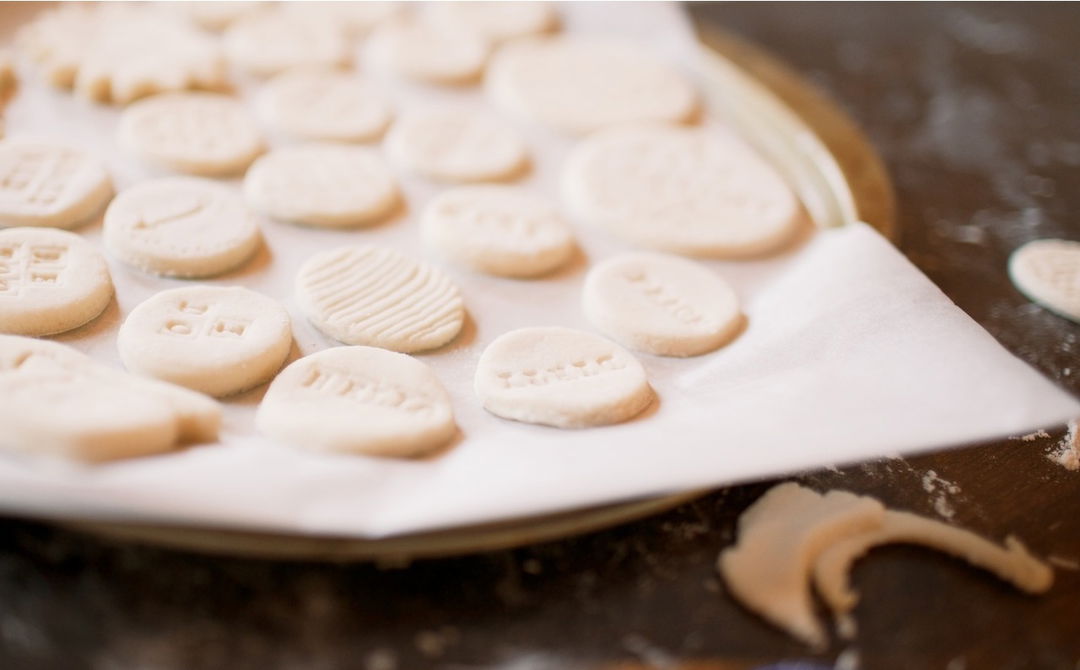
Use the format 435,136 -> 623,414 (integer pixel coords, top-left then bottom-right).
426,2 -> 558,44
258,70 -> 393,143
0,140 -> 113,230
386,108 -> 528,183
1008,238 -> 1080,323
224,11 -> 350,77
368,18 -> 489,85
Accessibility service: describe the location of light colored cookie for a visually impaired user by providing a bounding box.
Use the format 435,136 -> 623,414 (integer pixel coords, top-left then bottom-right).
487,36 -> 697,134
563,124 -> 802,258
367,19 -> 488,85
224,10 -> 349,78
421,185 -> 574,277
0,227 -> 113,336
427,2 -> 557,43
281,2 -> 403,39
244,144 -> 399,227
258,69 -> 393,143
256,345 -> 456,458
1008,239 -> 1080,323
118,286 -> 292,397
0,140 -> 113,230
474,326 -> 653,428
297,245 -> 464,352
583,253 -> 742,356
0,334 -> 220,461
386,109 -> 528,183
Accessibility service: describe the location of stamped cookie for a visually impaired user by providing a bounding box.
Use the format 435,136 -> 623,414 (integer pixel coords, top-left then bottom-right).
224,10 -> 349,77
256,346 -> 456,458
297,245 -> 465,353
474,326 -> 654,428
368,19 -> 488,85
427,2 -> 557,43
0,140 -> 113,229
258,70 -> 393,143
386,109 -> 528,183
1008,239 -> 1080,323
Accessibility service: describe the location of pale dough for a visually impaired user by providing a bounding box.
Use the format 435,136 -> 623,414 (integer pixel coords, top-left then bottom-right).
256,345 -> 456,458
1008,238 -> 1080,323
281,2 -> 403,39
367,19 -> 489,85
258,69 -> 393,143
487,37 -> 697,134
224,11 -> 350,77
0,334 -> 220,461
563,124 -> 802,258
583,253 -> 742,356
474,326 -> 654,428
296,245 -> 465,352
421,185 -> 575,277
385,108 -> 528,183
103,177 -> 261,278
0,227 -> 113,336
243,144 -> 400,228
0,140 -> 113,230
426,2 -> 558,43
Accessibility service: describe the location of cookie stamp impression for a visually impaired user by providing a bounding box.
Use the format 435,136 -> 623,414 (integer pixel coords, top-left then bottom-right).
0,140 -> 113,229
258,70 -> 394,143
1008,239 -> 1080,323
386,109 -> 529,183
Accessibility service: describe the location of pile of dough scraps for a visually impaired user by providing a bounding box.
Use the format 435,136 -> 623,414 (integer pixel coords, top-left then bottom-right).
717,482 -> 1054,648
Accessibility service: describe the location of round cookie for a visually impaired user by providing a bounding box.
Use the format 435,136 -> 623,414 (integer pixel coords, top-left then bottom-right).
1008,239 -> 1080,323
256,346 -> 456,458
0,140 -> 113,229
386,109 -> 528,183
427,2 -> 558,43
583,253 -> 742,356
258,70 -> 393,143
474,326 -> 654,428
296,245 -> 465,353
562,124 -> 802,258
0,227 -> 113,336
104,177 -> 261,278
117,285 -> 292,397
421,185 -> 574,277
224,11 -> 349,77
367,19 -> 488,85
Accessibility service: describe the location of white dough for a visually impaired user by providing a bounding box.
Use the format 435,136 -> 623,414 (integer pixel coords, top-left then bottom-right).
583,253 -> 742,356
421,185 -> 575,277
386,109 -> 528,183
258,69 -> 393,143
244,144 -> 400,228
368,19 -> 489,85
118,93 -> 265,176
1008,239 -> 1080,323
487,37 -> 697,134
474,326 -> 653,428
281,2 -> 403,39
0,140 -> 113,229
118,286 -> 292,397
426,2 -> 558,44
563,124 -> 803,258
256,345 -> 456,458
224,11 -> 349,77
0,227 -> 113,336
296,245 -> 465,352
103,177 -> 261,278
0,334 -> 220,461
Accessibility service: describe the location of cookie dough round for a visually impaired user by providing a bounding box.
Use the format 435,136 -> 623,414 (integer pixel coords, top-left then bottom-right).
474,326 -> 653,428
1008,239 -> 1080,323
427,2 -> 557,43
487,37 -> 697,134
118,285 -> 292,397
0,227 -> 113,336
258,69 -> 393,143
386,109 -> 528,183
422,185 -> 574,277
0,140 -> 113,229
563,124 -> 802,258
224,11 -> 349,77
368,19 -> 488,85
244,144 -> 400,228
118,92 -> 265,176
104,177 -> 261,278
297,245 -> 465,353
583,253 -> 742,356
256,345 -> 456,458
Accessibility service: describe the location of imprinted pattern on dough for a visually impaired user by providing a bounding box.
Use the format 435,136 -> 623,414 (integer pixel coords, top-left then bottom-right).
0,238 -> 68,297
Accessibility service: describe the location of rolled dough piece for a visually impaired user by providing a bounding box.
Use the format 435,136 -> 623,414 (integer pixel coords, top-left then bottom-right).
224,11 -> 349,77
563,123 -> 802,258
103,177 -> 261,278
367,19 -> 488,85
258,70 -> 393,143
421,185 -> 575,277
386,108 -> 528,183
474,326 -> 654,428
0,227 -> 113,336
0,140 -> 113,229
118,286 -> 292,397
426,2 -> 558,43
256,345 -> 456,458
296,245 -> 465,352
583,253 -> 742,356
1008,239 -> 1080,323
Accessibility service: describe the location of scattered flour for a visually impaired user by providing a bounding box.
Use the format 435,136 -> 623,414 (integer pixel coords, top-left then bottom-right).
1014,429 -> 1051,441
1047,555 -> 1079,571
1047,420 -> 1079,471
921,470 -> 962,519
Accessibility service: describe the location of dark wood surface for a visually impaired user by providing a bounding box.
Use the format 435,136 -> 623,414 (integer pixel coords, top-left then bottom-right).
2,3 -> 1079,669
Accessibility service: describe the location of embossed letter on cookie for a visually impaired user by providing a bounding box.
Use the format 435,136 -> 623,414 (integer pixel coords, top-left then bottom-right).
0,140 -> 113,229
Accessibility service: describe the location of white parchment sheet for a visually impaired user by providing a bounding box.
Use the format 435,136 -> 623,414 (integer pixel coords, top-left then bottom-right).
0,3 -> 1076,538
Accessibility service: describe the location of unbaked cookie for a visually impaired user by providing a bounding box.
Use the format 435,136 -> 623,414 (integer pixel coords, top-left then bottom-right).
427,2 -> 557,43
386,108 -> 528,182
368,19 -> 488,85
258,69 -> 393,143
224,10 -> 350,77
0,140 -> 113,229
1008,239 -> 1080,323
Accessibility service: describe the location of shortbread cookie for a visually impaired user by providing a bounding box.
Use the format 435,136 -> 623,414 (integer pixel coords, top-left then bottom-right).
0,334 -> 220,461
563,124 -> 802,257
368,19 -> 488,85
583,253 -> 742,356
256,346 -> 456,458
487,37 -> 697,134
282,2 -> 403,38
427,2 -> 557,43
422,185 -> 574,277
118,93 -> 264,176
0,227 -> 113,336
244,144 -> 400,227
474,326 -> 653,428
258,70 -> 393,143
0,140 -> 113,229
118,286 -> 292,397
224,11 -> 349,77
297,245 -> 464,352
1008,239 -> 1080,323
386,109 -> 528,182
